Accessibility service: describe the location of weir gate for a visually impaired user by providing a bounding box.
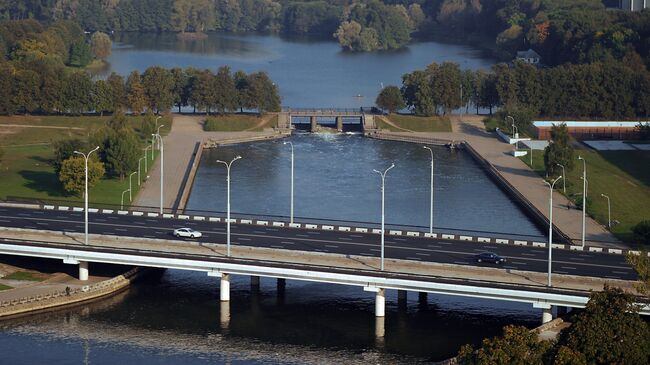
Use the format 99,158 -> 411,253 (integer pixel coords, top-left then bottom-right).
277,108 -> 378,132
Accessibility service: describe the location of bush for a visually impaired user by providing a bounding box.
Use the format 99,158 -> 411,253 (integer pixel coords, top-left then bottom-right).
633,220 -> 650,245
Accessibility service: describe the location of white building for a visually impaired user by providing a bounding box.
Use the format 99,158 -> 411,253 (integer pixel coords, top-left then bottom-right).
515,49 -> 541,65
618,0 -> 648,11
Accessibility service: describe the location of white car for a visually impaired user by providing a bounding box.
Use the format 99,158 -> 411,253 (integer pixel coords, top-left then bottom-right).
173,228 -> 203,238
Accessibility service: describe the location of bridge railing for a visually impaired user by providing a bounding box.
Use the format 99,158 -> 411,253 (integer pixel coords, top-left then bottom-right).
281,107 -> 378,114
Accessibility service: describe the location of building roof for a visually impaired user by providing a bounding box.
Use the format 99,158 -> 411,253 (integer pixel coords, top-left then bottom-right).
516,49 -> 541,59
533,121 -> 645,128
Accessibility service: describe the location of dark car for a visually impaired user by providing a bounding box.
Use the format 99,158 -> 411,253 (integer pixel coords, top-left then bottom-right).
475,252 -> 506,264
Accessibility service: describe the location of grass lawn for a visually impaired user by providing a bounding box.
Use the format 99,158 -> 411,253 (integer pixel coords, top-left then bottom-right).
379,114 -> 452,132
204,113 -> 276,132
0,115 -> 171,208
3,271 -> 48,281
0,283 -> 12,290
520,149 -> 650,243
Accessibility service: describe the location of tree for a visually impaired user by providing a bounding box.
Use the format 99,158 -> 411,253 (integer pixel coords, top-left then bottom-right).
90,31 -> 111,60
68,40 -> 91,67
401,70 -> 435,116
61,71 -> 93,114
457,325 -> 552,365
558,286 -> 650,365
170,67 -> 189,113
104,127 -> 140,179
632,220 -> 650,246
213,65 -> 237,113
142,66 -> 174,113
544,123 -> 574,177
375,86 -> 405,113
107,72 -> 126,112
92,79 -> 112,116
58,156 -> 105,197
141,110 -> 157,138
627,249 -> 650,297
234,69 -> 253,112
126,70 -> 147,114
248,71 -> 281,114
53,138 -> 87,174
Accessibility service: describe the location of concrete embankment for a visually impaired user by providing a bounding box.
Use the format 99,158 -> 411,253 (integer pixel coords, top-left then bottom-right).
0,267 -> 147,318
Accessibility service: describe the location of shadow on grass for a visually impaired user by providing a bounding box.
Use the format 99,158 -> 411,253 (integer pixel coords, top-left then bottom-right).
18,170 -> 65,197
598,151 -> 650,187
29,155 -> 52,165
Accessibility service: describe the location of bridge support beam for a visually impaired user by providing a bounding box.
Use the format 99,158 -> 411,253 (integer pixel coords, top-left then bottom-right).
542,307 -> 553,324
336,116 -> 343,132
220,301 -> 230,331
375,316 -> 385,348
220,273 -> 230,302
375,288 -> 386,317
310,116 -> 318,132
78,261 -> 89,281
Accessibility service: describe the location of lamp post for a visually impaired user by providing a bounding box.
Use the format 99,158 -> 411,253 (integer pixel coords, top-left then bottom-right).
373,163 -> 395,271
217,155 -> 242,257
284,141 -> 294,224
578,156 -> 586,248
601,194 -> 611,229
556,163 -> 566,193
138,157 -> 145,185
154,116 -> 162,149
143,146 -> 151,171
544,175 -> 563,287
423,146 -> 434,235
121,189 -> 130,210
73,146 -> 100,246
129,171 -> 137,201
153,125 -> 164,214
150,135 -> 155,161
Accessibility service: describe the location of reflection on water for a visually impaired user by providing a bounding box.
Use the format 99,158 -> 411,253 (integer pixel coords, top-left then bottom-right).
98,32 -> 496,108
0,270 -> 538,364
188,134 -> 544,239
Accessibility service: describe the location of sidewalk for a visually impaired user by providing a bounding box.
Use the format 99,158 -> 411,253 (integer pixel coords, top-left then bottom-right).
134,114 -> 284,211
0,270 -> 104,303
381,115 -> 621,248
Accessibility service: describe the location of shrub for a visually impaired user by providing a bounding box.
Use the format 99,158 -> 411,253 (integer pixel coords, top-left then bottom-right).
633,220 -> 650,245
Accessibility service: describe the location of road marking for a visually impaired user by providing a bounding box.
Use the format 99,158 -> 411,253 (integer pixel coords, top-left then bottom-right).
511,261 -> 527,265
605,275 -> 621,279
280,241 -> 295,245
306,231 -> 321,235
612,270 -> 630,274
295,234 -> 309,238
578,254 -> 593,258
270,245 -> 284,249
360,253 -> 374,257
521,253 -> 537,257
406,257 -> 422,261
36,222 -> 49,226
555,270 -> 569,274
415,253 -> 429,256
253,231 -> 266,234
369,248 -> 380,252
560,266 -> 577,270
325,244 -> 339,248
0,219 -> 10,223
155,231 -> 166,235
143,235 -> 156,238
569,257 -> 585,261
427,244 -> 441,248
394,238 -> 407,241
338,237 -> 352,241
266,228 -> 279,232
453,261 -> 466,265
350,234 -> 364,238
315,249 -> 328,252
238,238 -> 252,241
114,228 -> 128,232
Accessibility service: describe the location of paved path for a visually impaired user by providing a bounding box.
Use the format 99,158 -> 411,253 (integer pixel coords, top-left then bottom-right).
0,272 -> 103,302
134,114 -> 283,211
381,115 -> 620,248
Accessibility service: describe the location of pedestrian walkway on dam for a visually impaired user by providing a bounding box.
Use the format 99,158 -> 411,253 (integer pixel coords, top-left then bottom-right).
134,115 -> 284,212
381,115 -> 620,248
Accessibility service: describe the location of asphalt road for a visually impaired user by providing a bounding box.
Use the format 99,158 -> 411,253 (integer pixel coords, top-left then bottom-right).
0,206 -> 637,281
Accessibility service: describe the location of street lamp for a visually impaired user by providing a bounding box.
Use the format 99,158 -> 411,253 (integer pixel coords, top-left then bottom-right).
578,156 -> 586,248
73,146 -> 100,246
129,171 -> 137,201
143,146 -> 152,171
152,124 -> 164,214
121,189 -> 131,210
284,141 -> 294,224
601,194 -> 611,229
544,175 -> 563,287
217,155 -> 242,257
154,116 -> 162,149
373,163 -> 395,271
556,163 -> 566,193
150,135 -> 155,161
138,157 -> 145,185
423,146 -> 434,234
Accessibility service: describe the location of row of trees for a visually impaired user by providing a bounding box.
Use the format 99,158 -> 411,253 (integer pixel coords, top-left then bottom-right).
458,286 -> 650,365
375,59 -> 650,120
0,61 -> 281,116
0,19 -> 111,67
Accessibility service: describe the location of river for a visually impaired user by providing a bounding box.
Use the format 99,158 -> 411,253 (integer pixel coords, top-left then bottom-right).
0,34 -> 546,364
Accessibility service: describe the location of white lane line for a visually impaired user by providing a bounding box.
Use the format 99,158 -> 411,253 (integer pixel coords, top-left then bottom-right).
605,275 -> 621,279
415,253 -> 429,256
36,222 -> 49,226
107,216 -> 119,220
453,261 -> 466,265
280,241 -> 295,245
360,253 -> 374,257
338,237 -> 352,241
114,228 -> 128,232
511,261 -> 527,265
569,257 -> 585,261
437,242 -> 452,245
94,218 -> 107,222
155,231 -> 166,235
578,254 -> 593,258
612,270 -> 630,274
266,228 -> 279,232
143,235 -> 156,238
394,238 -> 407,241
428,244 -> 441,248
560,266 -> 577,270
503,266 -> 517,269
325,245 -> 339,248
270,245 -> 284,249
350,235 -> 364,238
555,270 -> 569,274
253,231 -> 266,234
0,219 -> 10,223
315,249 -> 328,252
238,238 -> 252,241
521,253 -> 537,257
306,232 -> 321,235
295,234 -> 309,238
369,248 -> 380,252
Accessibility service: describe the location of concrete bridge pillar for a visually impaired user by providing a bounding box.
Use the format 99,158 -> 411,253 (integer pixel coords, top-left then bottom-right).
375,316 -> 385,348
220,301 -> 230,331
542,307 -> 553,324
220,273 -> 230,302
310,116 -> 318,132
78,261 -> 89,281
375,288 -> 386,317
336,116 -> 343,132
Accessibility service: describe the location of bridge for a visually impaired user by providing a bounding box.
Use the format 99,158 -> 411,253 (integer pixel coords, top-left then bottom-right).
277,108 -> 378,132
0,203 -> 647,333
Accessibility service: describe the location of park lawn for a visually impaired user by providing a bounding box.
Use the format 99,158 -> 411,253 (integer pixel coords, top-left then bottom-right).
0,284 -> 12,291
3,271 -> 49,281
381,114 -> 452,132
204,113 -> 275,132
520,149 -> 650,243
0,115 -> 171,208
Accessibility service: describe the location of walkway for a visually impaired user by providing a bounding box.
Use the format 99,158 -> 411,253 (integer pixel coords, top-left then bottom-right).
134,114 -> 283,211
380,115 -> 620,247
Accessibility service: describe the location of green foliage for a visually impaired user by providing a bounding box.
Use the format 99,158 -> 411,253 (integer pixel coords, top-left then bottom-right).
61,71 -> 93,114
52,138 -> 87,174
104,127 -> 140,179
0,145 -> 4,163
636,122 -> 650,141
126,70 -> 147,114
335,1 -> 412,51
142,66 -> 174,113
457,325 -> 552,365
90,31 -> 112,60
141,111 -> 158,138
107,72 -> 126,112
558,286 -> 650,365
92,79 -> 113,116
632,221 -> 650,246
58,156 -> 105,196
627,250 -> 650,296
213,65 -> 237,113
544,124 -> 574,177
68,40 -> 91,67
172,0 -> 215,33
248,71 -> 281,114
375,86 -> 405,113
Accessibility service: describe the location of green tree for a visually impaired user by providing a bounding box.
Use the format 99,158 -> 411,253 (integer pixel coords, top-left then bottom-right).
627,249 -> 650,297
375,86 -> 405,113
457,325 -> 552,365
213,65 -> 237,113
141,110 -> 157,138
90,31 -> 111,60
92,79 -> 112,116
104,127 -> 140,179
234,69 -> 253,112
126,70 -> 147,114
53,138 -> 88,174
632,221 -> 650,246
68,40 -> 91,67
432,62 -> 462,115
13,69 -> 40,114
544,123 -> 574,176
170,67 -> 189,113
401,70 -> 435,116
58,156 -> 105,197
142,66 -> 174,113
558,286 -> 650,365
107,72 -> 126,112
61,71 -> 93,114
189,69 -> 214,114
248,71 -> 280,114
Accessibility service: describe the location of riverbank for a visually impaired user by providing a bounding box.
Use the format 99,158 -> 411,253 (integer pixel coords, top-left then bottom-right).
134,114 -> 289,213
367,115 -> 622,248
0,258 -> 144,319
